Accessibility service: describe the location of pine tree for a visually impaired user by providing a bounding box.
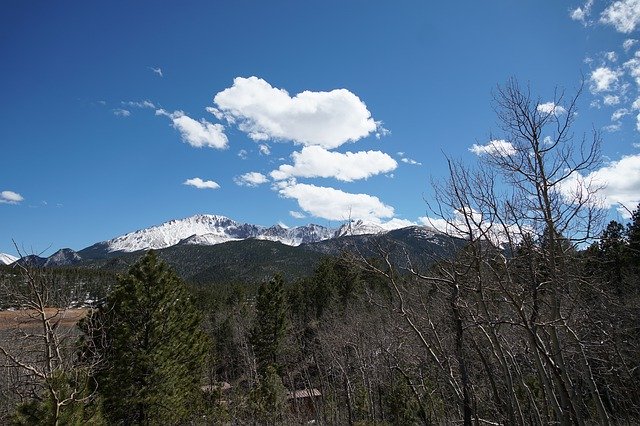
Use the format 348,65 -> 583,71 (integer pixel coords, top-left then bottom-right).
250,274 -> 287,376
87,251 -> 208,425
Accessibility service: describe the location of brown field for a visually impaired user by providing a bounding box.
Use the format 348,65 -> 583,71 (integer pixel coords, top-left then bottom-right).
0,308 -> 87,330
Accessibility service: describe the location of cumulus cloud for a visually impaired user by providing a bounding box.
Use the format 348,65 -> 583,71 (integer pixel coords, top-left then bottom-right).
469,139 -> 516,156
560,154 -> 640,216
289,210 -> 306,219
212,76 -> 378,149
156,109 -> 228,149
0,190 -> 24,205
270,146 -> 397,182
600,0 -> 640,33
537,102 -> 567,115
277,182 -> 394,221
113,108 -> 131,117
238,149 -> 248,159
234,172 -> 269,187
570,0 -> 593,23
589,67 -> 622,92
183,178 -> 220,189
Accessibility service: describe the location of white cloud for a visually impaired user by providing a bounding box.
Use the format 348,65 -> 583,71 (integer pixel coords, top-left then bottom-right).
401,157 -> 422,165
637,112 -> 640,131
238,149 -> 248,159
183,177 -> 220,189
603,94 -> 620,105
234,172 -> 269,187
603,122 -> 622,132
289,210 -> 306,219
623,55 -> 640,86
149,67 -> 163,77
606,51 -> 619,62
259,144 -> 271,155
612,108 -> 630,121
537,102 -> 567,115
270,146 -> 397,182
0,190 -> 24,205
212,76 -> 378,149
589,67 -> 622,92
469,139 -> 516,156
623,39 -> 638,52
600,0 -> 640,33
560,155 -> 640,217
633,97 -> 640,110
156,109 -> 228,149
277,182 -> 394,221
113,108 -> 131,117
570,0 -> 593,23
123,100 -> 156,109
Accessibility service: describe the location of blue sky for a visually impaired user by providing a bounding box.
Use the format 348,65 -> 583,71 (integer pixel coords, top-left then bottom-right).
1,0 -> 640,255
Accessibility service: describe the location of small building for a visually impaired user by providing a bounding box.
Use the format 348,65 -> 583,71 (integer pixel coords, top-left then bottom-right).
287,388 -> 322,420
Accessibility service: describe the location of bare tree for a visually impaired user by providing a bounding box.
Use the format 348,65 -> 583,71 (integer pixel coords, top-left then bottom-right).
0,245 -> 102,425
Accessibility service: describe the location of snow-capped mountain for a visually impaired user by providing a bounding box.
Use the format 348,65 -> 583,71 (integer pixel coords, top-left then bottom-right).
335,220 -> 386,237
0,253 -> 18,265
91,214 -> 362,254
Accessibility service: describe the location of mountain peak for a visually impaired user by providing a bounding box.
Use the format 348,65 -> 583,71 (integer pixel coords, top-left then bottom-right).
0,253 -> 18,265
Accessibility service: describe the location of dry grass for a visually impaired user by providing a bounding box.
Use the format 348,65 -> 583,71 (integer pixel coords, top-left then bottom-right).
0,308 -> 87,331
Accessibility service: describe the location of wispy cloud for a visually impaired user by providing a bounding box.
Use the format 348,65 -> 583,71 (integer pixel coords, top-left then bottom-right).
270,146 -> 397,182
289,210 -> 306,219
211,76 -> 379,149
0,190 -> 24,205
183,177 -> 220,189
123,100 -> 156,109
113,108 -> 131,117
156,109 -> 228,149
149,66 -> 163,77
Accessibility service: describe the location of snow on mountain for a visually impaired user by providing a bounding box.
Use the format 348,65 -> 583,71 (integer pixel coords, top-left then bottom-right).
256,224 -> 336,246
102,214 -> 342,252
335,220 -> 386,237
0,253 -> 18,265
106,215 -> 258,252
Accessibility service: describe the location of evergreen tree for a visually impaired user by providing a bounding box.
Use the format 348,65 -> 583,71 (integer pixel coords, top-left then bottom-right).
626,203 -> 640,264
250,274 -> 287,376
87,251 -> 208,425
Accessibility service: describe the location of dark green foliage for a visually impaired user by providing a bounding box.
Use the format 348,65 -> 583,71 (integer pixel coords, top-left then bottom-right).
383,377 -> 420,425
87,251 -> 208,425
249,365 -> 287,425
11,371 -> 104,426
251,274 -> 288,375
